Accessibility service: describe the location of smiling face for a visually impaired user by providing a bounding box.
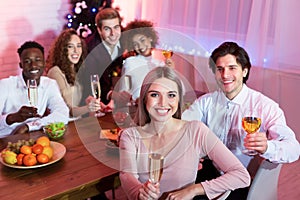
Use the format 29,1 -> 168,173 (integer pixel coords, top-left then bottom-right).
132,33 -> 153,56
67,34 -> 82,65
98,17 -> 121,48
20,47 -> 45,85
215,54 -> 248,100
145,77 -> 179,123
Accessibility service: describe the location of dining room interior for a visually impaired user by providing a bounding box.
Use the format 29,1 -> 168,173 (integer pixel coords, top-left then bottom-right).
0,0 -> 299,199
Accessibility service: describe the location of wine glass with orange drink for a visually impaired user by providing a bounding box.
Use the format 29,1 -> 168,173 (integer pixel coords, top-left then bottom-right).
242,110 -> 261,155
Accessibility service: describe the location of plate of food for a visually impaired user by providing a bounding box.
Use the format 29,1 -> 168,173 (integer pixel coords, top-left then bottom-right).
0,141 -> 66,169
100,128 -> 120,141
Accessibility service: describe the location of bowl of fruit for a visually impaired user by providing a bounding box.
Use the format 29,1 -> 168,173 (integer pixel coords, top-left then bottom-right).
43,122 -> 66,140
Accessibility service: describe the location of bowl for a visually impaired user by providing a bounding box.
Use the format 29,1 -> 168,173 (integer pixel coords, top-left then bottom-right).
43,122 -> 66,140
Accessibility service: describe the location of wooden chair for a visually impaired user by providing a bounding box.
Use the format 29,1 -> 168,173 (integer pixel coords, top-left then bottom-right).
246,159 -> 283,200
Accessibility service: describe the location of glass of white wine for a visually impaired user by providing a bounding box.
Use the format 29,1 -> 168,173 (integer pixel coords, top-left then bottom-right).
90,74 -> 103,116
148,153 -> 164,184
27,79 -> 38,107
162,50 -> 173,59
242,116 -> 261,155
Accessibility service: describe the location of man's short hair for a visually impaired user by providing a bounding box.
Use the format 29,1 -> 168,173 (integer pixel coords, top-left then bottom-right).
95,8 -> 121,29
17,41 -> 44,57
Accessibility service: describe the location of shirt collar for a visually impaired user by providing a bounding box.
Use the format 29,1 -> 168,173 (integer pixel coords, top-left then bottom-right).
219,84 -> 249,106
103,40 -> 121,58
231,84 -> 249,105
16,74 -> 27,89
16,75 -> 46,89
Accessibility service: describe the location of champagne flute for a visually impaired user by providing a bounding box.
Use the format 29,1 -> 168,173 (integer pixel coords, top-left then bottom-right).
242,116 -> 261,155
162,50 -> 173,59
27,79 -> 38,107
123,75 -> 135,106
90,74 -> 102,116
148,153 -> 164,184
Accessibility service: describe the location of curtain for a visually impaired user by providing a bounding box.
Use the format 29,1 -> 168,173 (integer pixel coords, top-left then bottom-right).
115,0 -> 299,72
113,0 -> 300,136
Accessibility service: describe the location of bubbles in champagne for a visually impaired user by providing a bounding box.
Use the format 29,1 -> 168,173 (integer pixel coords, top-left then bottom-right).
28,87 -> 38,106
148,153 -> 164,184
91,82 -> 101,99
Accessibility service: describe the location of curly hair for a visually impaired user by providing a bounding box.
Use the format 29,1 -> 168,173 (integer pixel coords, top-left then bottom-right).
46,28 -> 87,85
123,19 -> 159,51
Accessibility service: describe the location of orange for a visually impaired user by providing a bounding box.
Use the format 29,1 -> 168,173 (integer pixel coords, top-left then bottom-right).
32,144 -> 44,155
20,145 -> 32,155
37,153 -> 49,164
16,154 -> 25,165
23,154 -> 37,166
42,146 -> 53,159
36,136 -> 50,147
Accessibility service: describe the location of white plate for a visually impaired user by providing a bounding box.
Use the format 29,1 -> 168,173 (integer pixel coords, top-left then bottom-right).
0,141 -> 66,169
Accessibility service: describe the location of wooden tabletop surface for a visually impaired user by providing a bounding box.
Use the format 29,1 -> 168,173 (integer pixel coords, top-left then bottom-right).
0,113 -> 120,200
1,109 -> 298,199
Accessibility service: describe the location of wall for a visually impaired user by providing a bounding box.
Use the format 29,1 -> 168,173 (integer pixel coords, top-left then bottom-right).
0,1 -> 69,79
246,67 -> 300,141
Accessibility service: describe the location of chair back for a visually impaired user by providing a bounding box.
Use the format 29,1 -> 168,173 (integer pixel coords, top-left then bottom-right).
246,159 -> 282,200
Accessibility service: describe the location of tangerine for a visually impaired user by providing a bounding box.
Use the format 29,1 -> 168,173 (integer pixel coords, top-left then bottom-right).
36,136 -> 50,147
16,153 -> 25,165
37,153 -> 49,164
42,146 -> 53,159
23,154 -> 37,166
20,145 -> 32,155
32,144 -> 44,155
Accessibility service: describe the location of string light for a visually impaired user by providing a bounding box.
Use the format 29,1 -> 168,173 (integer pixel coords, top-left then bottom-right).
65,0 -> 113,38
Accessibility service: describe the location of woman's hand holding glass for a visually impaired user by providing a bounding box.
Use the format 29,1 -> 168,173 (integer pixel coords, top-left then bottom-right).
138,181 -> 160,200
85,96 -> 101,112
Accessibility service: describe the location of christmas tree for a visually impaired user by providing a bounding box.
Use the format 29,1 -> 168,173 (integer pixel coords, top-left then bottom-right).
66,0 -> 112,38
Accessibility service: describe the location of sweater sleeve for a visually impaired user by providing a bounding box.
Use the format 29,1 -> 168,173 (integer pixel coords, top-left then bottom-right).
47,67 -> 72,108
197,122 -> 251,199
119,129 -> 144,200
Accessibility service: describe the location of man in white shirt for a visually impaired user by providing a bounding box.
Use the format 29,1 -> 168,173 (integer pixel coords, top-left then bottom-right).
182,41 -> 299,198
0,41 -> 69,138
183,41 -> 299,166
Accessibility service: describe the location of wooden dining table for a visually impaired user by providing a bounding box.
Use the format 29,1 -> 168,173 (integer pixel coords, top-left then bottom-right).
0,113 -> 121,200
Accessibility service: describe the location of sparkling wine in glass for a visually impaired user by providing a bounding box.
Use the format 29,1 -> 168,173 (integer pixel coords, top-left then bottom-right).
90,74 -> 104,116
27,79 -> 38,107
242,116 -> 261,155
162,50 -> 173,59
148,153 -> 164,184
91,74 -> 101,99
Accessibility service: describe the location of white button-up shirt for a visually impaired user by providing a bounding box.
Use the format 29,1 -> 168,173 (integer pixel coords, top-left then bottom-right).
0,75 -> 69,138
103,40 -> 121,60
120,54 -> 164,100
182,84 -> 300,167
